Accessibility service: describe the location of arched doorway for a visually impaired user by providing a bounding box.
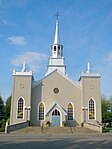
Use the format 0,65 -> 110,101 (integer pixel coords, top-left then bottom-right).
52,109 -> 61,127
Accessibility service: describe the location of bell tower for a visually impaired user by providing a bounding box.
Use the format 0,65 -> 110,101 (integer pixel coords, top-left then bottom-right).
46,12 -> 66,75
10,62 -> 33,125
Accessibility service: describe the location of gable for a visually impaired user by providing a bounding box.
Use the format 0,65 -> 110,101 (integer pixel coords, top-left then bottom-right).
42,70 -> 81,91
46,102 -> 67,115
33,70 -> 80,89
32,70 -> 81,104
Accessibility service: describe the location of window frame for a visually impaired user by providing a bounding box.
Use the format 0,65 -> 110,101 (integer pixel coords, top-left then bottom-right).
67,102 -> 74,121
88,98 -> 96,120
38,102 -> 45,121
16,97 -> 25,119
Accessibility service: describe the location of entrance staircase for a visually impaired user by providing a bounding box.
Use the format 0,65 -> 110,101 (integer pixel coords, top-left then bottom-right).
11,126 -> 97,134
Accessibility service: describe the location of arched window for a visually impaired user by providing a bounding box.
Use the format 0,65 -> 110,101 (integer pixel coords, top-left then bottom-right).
58,46 -> 60,50
17,98 -> 24,119
52,109 -> 60,116
68,103 -> 73,120
39,103 -> 44,120
89,99 -> 95,119
54,46 -> 56,51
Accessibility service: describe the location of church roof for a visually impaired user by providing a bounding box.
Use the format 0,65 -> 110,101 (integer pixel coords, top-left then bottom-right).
32,69 -> 81,89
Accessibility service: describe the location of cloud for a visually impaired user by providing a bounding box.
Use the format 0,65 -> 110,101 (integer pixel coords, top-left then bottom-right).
0,19 -> 8,26
0,19 -> 18,26
11,51 -> 48,72
2,0 -> 31,8
1,90 -> 11,102
7,36 -> 26,46
105,52 -> 112,62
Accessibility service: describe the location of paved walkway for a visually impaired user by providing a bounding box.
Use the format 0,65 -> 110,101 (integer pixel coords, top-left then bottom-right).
0,133 -> 112,149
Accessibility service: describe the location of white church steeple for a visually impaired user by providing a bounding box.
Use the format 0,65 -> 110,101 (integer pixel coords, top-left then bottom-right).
53,15 -> 61,45
51,12 -> 63,59
45,12 -> 66,76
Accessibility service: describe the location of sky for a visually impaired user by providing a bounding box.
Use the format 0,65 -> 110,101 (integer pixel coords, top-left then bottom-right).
0,0 -> 112,101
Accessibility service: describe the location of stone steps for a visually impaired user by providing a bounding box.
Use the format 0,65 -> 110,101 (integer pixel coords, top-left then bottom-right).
12,127 -> 41,134
46,127 -> 72,134
11,126 -> 97,134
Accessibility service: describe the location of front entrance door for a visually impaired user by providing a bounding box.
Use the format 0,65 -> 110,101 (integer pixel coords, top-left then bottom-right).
52,109 -> 60,127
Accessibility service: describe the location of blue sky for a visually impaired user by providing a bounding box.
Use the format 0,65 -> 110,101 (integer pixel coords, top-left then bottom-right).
0,0 -> 112,101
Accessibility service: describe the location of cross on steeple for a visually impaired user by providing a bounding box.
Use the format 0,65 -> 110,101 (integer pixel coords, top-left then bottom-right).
55,12 -> 60,20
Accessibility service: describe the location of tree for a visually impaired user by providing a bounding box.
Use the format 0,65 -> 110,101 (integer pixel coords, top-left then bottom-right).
102,95 -> 112,127
0,96 -> 4,121
4,96 -> 11,121
107,96 -> 112,112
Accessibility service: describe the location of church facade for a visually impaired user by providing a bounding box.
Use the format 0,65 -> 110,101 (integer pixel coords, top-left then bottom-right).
10,16 -> 101,128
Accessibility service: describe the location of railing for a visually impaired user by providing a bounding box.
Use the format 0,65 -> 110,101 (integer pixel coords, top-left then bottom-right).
80,72 -> 100,77
84,122 -> 102,133
5,121 -> 30,133
87,122 -> 101,127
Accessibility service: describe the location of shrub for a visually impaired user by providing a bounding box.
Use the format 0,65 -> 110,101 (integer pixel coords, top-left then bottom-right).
62,121 -> 67,127
102,127 -> 109,133
0,127 -> 5,132
46,121 -> 50,127
0,119 -> 5,128
7,118 -> 10,125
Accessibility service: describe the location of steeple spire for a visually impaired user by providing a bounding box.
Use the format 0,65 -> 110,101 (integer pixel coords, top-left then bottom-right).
51,12 -> 63,58
53,12 -> 61,45
45,13 -> 66,76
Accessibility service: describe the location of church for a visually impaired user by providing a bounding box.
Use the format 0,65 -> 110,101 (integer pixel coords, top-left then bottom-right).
10,15 -> 101,131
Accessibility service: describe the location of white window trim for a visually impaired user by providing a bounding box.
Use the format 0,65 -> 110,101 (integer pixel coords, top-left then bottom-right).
88,98 -> 96,120
67,102 -> 74,121
37,101 -> 46,121
16,96 -> 25,120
